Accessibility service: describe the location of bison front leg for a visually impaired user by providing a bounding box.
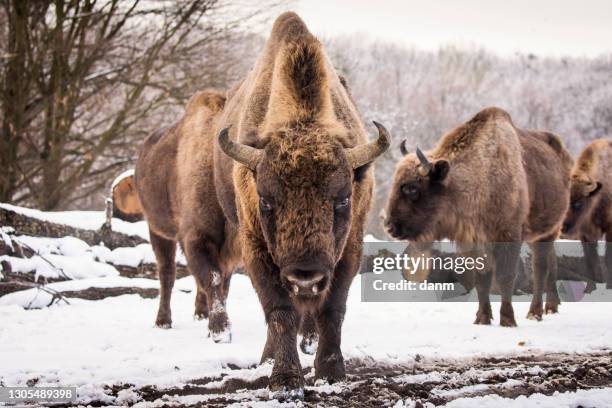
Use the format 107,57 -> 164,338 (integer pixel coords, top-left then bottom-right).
262,307 -> 304,397
527,240 -> 555,321
249,257 -> 304,397
474,268 -> 493,325
313,262 -> 353,382
314,305 -> 346,382
606,232 -> 612,289
494,242 -> 520,327
581,238 -> 602,292
183,236 -> 231,343
544,242 -> 560,314
150,232 -> 176,328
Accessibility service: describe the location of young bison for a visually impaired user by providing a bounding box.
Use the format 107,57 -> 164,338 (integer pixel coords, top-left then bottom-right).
384,107 -> 572,325
562,138 -> 612,289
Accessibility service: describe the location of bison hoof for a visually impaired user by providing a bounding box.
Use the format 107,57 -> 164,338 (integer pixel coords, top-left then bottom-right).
606,281 -> 612,290
269,386 -> 304,401
315,353 -> 346,383
500,314 -> 517,327
194,312 -> 208,321
209,326 -> 232,343
299,333 -> 318,355
545,301 -> 559,314
269,370 -> 304,400
585,281 -> 597,293
526,303 -> 543,321
155,321 -> 172,329
155,313 -> 172,329
474,309 -> 492,325
526,311 -> 542,321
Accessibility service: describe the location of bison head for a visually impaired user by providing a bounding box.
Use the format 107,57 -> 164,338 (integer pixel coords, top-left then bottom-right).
562,176 -> 602,236
219,122 -> 389,299
384,143 -> 450,241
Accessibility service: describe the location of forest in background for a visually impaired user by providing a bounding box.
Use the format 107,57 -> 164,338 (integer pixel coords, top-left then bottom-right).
2,1 -> 612,238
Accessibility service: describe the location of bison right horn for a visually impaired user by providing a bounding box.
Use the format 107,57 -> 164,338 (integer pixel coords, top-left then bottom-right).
218,126 -> 263,171
415,146 -> 432,172
345,121 -> 391,169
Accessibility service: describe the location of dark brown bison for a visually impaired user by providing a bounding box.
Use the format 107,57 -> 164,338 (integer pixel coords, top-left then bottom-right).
384,107 -> 572,325
136,90 -> 239,343
110,170 -> 143,222
137,12 -> 389,395
562,138 -> 612,289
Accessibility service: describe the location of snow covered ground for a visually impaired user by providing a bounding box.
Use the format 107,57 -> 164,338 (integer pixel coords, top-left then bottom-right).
1,203 -> 611,406
1,273 -> 611,406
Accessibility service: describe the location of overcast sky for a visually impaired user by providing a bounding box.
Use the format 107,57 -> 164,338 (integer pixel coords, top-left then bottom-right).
294,0 -> 612,57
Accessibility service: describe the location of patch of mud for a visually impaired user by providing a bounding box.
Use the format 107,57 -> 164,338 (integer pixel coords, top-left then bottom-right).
76,352 -> 612,407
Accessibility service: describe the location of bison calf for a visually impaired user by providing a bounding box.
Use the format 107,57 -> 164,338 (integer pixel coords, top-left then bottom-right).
384,107 -> 572,324
562,138 -> 612,289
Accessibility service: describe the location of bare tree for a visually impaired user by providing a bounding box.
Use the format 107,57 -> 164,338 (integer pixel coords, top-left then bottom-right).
0,0 -> 282,209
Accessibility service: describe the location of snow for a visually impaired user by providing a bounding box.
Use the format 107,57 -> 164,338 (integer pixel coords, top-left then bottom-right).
0,202 -> 149,239
393,388 -> 612,408
110,168 -> 135,190
2,203 -> 611,405
1,233 -> 186,284
1,273 -> 611,405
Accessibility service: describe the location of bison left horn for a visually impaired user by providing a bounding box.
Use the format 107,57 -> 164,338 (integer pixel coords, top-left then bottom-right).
345,121 -> 391,169
218,126 -> 263,171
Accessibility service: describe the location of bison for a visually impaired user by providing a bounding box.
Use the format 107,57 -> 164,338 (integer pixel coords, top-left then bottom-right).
562,138 -> 612,289
137,11 -> 389,394
384,107 -> 572,325
136,90 -> 238,342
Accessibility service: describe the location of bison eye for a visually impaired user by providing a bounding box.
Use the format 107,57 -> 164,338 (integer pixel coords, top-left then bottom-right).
571,200 -> 583,211
401,184 -> 419,201
334,197 -> 350,211
259,197 -> 273,212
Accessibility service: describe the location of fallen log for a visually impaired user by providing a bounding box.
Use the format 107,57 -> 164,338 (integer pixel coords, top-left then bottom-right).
0,206 -> 146,250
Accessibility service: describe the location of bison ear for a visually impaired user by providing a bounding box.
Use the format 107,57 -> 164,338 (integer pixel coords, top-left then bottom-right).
588,181 -> 602,196
430,160 -> 450,183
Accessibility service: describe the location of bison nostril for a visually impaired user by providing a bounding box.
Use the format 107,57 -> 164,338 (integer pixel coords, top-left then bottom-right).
385,221 -> 401,236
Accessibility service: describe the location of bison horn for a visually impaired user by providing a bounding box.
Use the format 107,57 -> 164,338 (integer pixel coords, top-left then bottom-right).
345,121 -> 391,169
415,146 -> 432,172
400,140 -> 409,156
218,126 -> 263,171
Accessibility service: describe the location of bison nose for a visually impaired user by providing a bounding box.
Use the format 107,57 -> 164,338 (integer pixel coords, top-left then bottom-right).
282,261 -> 329,296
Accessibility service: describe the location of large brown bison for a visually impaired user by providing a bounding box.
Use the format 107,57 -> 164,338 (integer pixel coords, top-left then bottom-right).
384,107 -> 572,325
562,138 -> 612,289
137,12 -> 389,394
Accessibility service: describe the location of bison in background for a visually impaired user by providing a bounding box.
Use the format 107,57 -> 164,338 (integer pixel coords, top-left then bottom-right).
136,90 -> 239,343
562,138 -> 612,289
137,11 -> 389,396
110,170 -> 143,222
384,107 -> 572,325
